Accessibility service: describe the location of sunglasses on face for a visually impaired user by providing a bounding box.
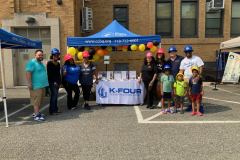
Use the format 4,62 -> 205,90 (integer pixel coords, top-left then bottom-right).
53,54 -> 60,57
185,51 -> 191,53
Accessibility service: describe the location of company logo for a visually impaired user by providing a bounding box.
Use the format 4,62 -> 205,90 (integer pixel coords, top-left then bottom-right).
109,88 -> 141,94
98,86 -> 107,98
229,55 -> 234,60
101,32 -> 127,37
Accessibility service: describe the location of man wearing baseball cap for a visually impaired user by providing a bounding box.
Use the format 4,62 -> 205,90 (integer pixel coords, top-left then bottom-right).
179,45 -> 204,113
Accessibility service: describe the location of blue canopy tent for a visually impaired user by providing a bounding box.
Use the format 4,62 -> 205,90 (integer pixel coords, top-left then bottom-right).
67,20 -> 161,47
0,27 -> 42,127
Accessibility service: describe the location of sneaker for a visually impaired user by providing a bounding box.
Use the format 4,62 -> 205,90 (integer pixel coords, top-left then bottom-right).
146,105 -> 150,108
190,111 -> 196,115
167,109 -> 173,114
71,107 -> 76,110
185,103 -> 192,111
180,110 -> 184,114
34,113 -> 44,121
199,104 -> 204,114
173,109 -> 177,113
157,102 -> 162,108
171,101 -> 175,106
150,105 -> 154,109
84,103 -> 88,109
162,110 -> 166,114
86,104 -> 91,110
32,113 -> 45,118
196,111 -> 203,116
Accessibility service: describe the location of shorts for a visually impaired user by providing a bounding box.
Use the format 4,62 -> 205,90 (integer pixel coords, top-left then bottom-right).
184,78 -> 190,98
30,88 -> 45,106
162,92 -> 171,99
191,94 -> 202,101
175,96 -> 184,102
157,72 -> 164,85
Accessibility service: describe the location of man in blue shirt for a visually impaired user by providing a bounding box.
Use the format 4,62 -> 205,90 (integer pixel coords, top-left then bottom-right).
166,46 -> 184,106
26,50 -> 49,121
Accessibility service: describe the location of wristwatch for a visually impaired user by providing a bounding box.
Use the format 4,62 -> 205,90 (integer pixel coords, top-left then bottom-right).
198,75 -> 202,78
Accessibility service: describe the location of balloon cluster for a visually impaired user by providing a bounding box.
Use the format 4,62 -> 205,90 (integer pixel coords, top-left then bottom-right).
67,40 -> 159,60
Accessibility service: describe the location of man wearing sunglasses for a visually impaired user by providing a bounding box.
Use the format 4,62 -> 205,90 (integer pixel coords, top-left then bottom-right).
179,45 -> 204,113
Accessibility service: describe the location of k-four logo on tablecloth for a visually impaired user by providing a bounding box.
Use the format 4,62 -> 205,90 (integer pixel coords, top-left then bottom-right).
98,86 -> 107,98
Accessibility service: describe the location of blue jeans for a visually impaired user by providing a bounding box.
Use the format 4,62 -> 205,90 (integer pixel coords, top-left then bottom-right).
49,78 -> 60,114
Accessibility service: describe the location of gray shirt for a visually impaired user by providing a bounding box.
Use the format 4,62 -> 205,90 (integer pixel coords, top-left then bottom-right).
79,62 -> 96,85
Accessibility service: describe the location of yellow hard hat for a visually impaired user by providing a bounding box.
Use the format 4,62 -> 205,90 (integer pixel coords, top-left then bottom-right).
190,66 -> 199,72
176,73 -> 184,79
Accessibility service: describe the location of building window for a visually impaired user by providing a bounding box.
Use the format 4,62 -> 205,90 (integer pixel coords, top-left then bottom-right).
113,5 -> 129,29
114,63 -> 129,71
206,11 -> 223,37
181,1 -> 198,37
156,1 -> 173,37
231,1 -> 240,36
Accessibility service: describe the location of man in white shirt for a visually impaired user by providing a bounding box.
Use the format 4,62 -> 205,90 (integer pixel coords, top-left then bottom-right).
179,45 -> 204,113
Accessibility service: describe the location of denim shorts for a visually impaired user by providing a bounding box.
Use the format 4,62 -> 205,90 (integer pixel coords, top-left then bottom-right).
162,92 -> 172,99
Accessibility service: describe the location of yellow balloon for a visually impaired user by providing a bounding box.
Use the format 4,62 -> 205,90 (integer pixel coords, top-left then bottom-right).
77,52 -> 83,59
131,45 -> 137,51
68,47 -> 76,55
84,46 -> 90,51
139,44 -> 145,51
150,46 -> 157,52
122,47 -> 128,52
93,53 -> 99,60
106,46 -> 112,52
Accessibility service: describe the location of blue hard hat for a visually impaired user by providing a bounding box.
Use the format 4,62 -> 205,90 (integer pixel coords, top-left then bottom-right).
163,65 -> 171,70
183,45 -> 194,52
168,46 -> 177,53
51,48 -> 60,54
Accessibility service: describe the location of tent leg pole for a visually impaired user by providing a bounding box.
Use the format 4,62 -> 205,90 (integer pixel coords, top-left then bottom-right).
213,50 -> 221,91
0,40 -> 8,127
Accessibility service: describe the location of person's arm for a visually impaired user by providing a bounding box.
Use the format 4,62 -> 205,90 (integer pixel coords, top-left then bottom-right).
138,72 -> 142,84
93,70 -> 99,84
62,66 -> 67,77
201,85 -> 204,96
149,74 -> 157,86
199,65 -> 203,76
184,87 -> 187,97
26,71 -> 33,89
47,62 -> 54,82
161,82 -> 163,95
179,69 -> 184,74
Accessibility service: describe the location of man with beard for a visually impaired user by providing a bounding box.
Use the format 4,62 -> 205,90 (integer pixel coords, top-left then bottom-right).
179,45 -> 204,113
26,50 -> 49,121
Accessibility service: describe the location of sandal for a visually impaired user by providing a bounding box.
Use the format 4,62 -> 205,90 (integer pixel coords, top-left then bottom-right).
162,110 -> 166,114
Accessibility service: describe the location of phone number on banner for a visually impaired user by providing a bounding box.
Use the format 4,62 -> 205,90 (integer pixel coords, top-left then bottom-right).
114,39 -> 139,43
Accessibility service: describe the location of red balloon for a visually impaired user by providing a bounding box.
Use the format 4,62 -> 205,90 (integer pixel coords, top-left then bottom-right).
103,49 -> 109,55
147,42 -> 153,48
123,45 -> 129,48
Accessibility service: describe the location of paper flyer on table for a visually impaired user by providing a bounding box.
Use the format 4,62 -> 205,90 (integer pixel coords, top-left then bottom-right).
121,71 -> 126,80
98,71 -> 106,80
114,71 -> 122,80
129,71 -> 136,80
107,71 -> 113,80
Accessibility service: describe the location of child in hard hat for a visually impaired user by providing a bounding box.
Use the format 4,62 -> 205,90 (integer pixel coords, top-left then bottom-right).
189,66 -> 204,116
161,65 -> 175,114
173,73 -> 187,114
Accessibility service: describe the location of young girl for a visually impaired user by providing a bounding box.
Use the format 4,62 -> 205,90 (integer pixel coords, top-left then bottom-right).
173,73 -> 187,114
155,48 -> 166,108
189,66 -> 203,116
161,65 -> 174,114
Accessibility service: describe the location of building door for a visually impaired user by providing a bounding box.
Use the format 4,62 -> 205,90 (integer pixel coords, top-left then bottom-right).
15,28 -> 51,85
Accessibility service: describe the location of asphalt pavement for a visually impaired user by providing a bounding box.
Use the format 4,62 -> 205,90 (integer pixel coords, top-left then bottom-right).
0,84 -> 240,159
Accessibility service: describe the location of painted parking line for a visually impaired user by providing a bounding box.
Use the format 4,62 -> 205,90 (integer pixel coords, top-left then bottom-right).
134,96 -> 240,124
205,85 -> 240,96
0,88 -> 65,123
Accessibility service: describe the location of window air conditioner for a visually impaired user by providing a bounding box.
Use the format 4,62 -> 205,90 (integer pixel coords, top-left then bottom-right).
82,7 -> 93,31
206,0 -> 225,12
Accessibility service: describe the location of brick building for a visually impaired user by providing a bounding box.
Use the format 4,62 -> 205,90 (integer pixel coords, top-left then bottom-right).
0,0 -> 239,87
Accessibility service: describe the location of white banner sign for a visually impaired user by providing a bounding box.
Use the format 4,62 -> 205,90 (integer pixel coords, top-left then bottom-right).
222,52 -> 240,82
96,81 -> 145,105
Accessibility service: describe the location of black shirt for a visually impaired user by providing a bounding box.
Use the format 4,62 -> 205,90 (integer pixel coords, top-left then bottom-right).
156,61 -> 166,73
141,64 -> 158,83
47,61 -> 61,82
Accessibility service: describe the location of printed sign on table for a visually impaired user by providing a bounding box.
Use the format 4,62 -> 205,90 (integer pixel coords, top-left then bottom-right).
222,52 -> 240,83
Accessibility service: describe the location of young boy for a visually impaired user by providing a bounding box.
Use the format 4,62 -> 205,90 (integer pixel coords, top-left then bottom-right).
161,65 -> 175,114
189,66 -> 204,116
173,73 -> 187,114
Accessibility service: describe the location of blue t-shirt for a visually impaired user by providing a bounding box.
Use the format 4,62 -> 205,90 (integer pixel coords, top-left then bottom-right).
62,64 -> 80,84
166,55 -> 184,80
26,59 -> 49,89
79,63 -> 96,85
189,77 -> 202,94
